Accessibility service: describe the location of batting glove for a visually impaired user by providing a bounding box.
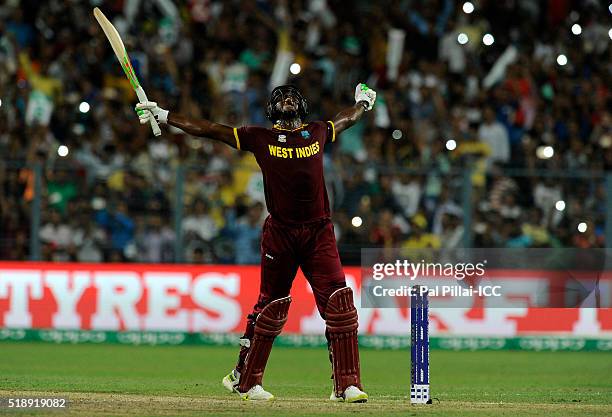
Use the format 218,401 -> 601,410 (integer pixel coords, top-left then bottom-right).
135,102 -> 169,125
354,83 -> 377,111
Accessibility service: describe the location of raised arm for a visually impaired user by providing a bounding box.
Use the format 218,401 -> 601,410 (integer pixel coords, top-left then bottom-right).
167,113 -> 235,147
332,83 -> 377,135
332,103 -> 367,134
135,102 -> 236,147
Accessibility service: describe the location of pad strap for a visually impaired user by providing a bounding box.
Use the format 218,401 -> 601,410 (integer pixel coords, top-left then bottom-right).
238,296 -> 291,392
325,287 -> 362,396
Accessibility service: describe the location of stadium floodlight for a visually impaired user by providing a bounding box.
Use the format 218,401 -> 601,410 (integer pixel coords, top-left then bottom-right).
545,146 -> 554,157
577,222 -> 587,233
462,2 -> 474,14
446,139 -> 457,151
556,54 -> 568,66
351,216 -> 363,227
392,129 -> 403,140
289,63 -> 301,75
536,145 -> 554,159
57,145 -> 69,157
555,200 -> 566,211
482,33 -> 494,46
571,24 -> 582,35
457,33 -> 469,45
79,101 -> 90,113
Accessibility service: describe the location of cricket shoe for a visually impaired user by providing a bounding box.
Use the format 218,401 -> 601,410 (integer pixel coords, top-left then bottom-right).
240,385 -> 275,401
330,385 -> 368,403
222,369 -> 240,393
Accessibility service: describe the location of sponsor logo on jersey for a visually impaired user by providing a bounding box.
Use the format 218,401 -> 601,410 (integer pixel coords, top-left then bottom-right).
278,134 -> 286,142
301,131 -> 311,139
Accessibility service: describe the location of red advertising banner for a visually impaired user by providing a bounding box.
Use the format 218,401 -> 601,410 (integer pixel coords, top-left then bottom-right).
0,262 -> 611,336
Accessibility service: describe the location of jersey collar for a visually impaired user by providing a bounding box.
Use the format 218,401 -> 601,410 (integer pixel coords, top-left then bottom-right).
272,123 -> 307,132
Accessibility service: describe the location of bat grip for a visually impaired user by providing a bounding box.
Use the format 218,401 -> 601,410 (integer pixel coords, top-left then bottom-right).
150,118 -> 162,137
135,86 -> 162,137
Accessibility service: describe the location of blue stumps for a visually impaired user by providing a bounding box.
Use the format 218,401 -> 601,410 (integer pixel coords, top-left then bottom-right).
410,286 -> 430,404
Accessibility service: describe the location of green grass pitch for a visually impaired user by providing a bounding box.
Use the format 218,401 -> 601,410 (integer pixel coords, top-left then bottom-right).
0,341 -> 611,416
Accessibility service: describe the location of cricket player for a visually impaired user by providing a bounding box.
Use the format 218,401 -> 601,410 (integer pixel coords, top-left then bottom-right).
136,83 -> 377,402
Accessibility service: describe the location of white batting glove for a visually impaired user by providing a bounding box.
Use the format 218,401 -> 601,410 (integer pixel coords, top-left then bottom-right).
135,101 -> 169,125
354,83 -> 377,111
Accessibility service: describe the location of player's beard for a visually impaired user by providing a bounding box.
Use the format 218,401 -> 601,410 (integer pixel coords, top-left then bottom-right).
278,107 -> 299,120
274,101 -> 300,122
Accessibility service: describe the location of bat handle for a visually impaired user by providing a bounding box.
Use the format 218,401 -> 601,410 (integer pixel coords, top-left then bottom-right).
150,117 -> 162,137
135,86 -> 162,137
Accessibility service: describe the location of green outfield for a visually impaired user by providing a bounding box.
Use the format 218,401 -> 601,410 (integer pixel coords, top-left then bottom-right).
0,342 -> 610,416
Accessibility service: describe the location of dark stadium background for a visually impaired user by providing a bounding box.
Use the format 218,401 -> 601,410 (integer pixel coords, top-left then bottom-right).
1,0 -> 610,265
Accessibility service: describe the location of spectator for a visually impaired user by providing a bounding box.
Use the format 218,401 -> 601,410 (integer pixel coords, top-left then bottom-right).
391,173 -> 422,219
533,178 -> 562,221
439,213 -> 463,249
226,202 -> 264,265
135,215 -> 175,263
72,214 -> 106,262
39,209 -> 73,261
46,169 -> 78,214
402,216 -> 441,249
95,201 -> 135,256
370,209 -> 402,248
182,199 -> 218,243
478,107 -> 510,168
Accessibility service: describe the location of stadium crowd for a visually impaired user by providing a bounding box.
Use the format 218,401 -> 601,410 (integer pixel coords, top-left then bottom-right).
0,0 -> 610,264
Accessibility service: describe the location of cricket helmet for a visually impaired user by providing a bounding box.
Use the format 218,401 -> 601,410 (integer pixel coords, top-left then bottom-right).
266,85 -> 309,122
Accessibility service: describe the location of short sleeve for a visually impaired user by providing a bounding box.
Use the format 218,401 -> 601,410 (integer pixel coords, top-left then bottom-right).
234,126 -> 258,153
310,121 -> 336,145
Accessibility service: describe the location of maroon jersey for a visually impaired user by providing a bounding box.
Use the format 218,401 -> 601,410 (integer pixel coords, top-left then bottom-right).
233,121 -> 336,225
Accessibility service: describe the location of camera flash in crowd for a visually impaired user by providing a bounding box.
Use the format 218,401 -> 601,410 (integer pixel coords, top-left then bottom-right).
556,54 -> 568,66
482,33 -> 494,46
351,216 -> 363,228
555,200 -> 566,212
462,2 -> 474,14
446,139 -> 457,151
79,101 -> 90,113
571,24 -> 582,35
577,222 -> 588,233
57,145 -> 69,157
457,33 -> 469,45
289,63 -> 301,75
536,145 -> 554,159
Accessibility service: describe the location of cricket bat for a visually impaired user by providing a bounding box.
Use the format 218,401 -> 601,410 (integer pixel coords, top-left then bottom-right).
93,7 -> 161,136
